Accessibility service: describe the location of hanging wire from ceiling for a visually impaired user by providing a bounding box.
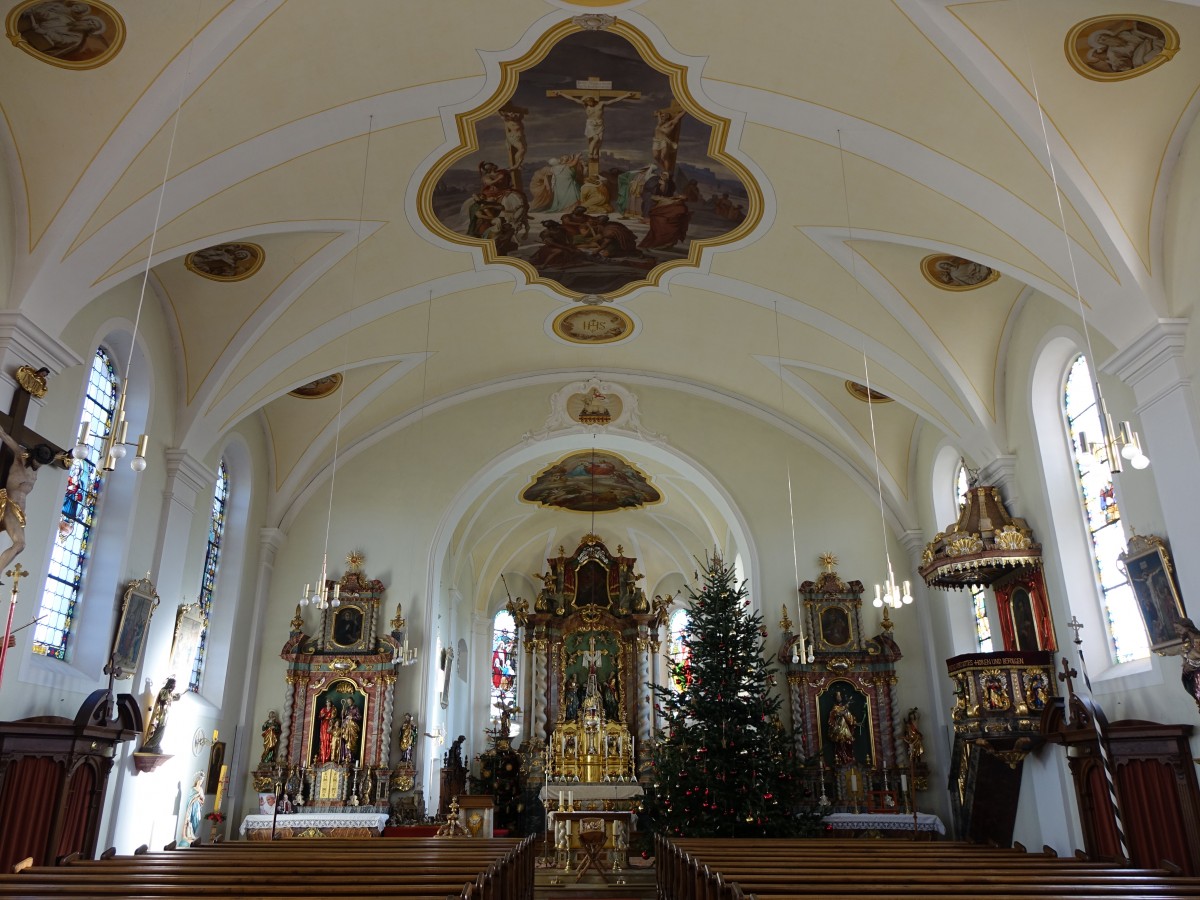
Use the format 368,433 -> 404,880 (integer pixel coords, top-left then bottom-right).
774,301 -> 812,663
836,129 -> 912,611
1022,21 -> 1148,472
302,115 -> 375,610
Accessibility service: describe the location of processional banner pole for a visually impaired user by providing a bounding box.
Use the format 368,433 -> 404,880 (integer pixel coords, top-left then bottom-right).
0,564 -> 28,690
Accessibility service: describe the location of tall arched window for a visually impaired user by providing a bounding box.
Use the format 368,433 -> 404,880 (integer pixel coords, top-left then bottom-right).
666,607 -> 691,692
1064,355 -> 1147,663
491,609 -> 518,731
190,459 -> 228,690
955,462 -> 993,652
32,349 -> 119,659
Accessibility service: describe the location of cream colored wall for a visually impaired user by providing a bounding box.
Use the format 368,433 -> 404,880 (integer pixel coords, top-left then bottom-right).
245,378 -> 941,819
907,284 -> 1197,852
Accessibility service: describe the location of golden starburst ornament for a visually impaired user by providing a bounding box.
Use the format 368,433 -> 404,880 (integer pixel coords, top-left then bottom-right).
345,550 -> 365,572
819,552 -> 838,573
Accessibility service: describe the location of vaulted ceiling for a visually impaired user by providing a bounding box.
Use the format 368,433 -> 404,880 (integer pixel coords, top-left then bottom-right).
3,0 -> 1196,597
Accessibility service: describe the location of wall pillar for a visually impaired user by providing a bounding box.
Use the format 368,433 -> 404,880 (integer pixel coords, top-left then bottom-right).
1104,319 -> 1200,605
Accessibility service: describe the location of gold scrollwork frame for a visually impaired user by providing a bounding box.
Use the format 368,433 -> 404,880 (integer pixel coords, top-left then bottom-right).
414,17 -> 765,301
107,576 -> 160,679
1065,15 -> 1179,82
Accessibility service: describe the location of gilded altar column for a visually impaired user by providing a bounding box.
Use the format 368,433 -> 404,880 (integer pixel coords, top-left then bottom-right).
530,626 -> 548,744
636,624 -> 652,773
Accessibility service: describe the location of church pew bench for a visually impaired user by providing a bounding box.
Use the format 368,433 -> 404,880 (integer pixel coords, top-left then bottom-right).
0,835 -> 535,900
655,837 -> 1200,900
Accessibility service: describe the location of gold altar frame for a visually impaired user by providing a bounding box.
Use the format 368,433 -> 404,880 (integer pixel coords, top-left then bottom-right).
307,679 -> 370,766
816,679 -> 875,768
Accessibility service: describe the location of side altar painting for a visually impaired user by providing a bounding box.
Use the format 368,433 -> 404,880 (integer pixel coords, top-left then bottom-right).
420,17 -> 760,298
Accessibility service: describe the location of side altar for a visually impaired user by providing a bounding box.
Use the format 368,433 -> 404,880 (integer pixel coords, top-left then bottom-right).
247,561 -> 417,838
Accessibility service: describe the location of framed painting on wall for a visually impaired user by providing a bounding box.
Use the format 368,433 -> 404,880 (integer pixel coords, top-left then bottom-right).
106,576 -> 160,678
168,603 -> 205,681
1119,534 -> 1187,652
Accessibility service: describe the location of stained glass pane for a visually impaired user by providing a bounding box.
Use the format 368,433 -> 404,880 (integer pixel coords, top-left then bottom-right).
971,587 -> 993,653
190,460 -> 228,691
666,607 -> 691,692
1063,355 -> 1148,663
32,349 -> 118,659
491,609 -> 518,732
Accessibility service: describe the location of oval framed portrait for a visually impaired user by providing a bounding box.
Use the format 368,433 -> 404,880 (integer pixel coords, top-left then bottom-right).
552,305 -> 634,345
845,380 -> 892,404
184,243 -> 265,282
289,373 -> 343,399
5,0 -> 125,70
920,254 -> 999,291
1065,16 -> 1179,82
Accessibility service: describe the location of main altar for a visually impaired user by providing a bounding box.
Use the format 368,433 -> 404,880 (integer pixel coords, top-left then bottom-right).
247,559 -> 419,837
521,534 -> 655,817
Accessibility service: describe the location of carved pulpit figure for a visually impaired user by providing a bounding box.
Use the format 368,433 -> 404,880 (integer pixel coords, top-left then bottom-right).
140,677 -> 181,754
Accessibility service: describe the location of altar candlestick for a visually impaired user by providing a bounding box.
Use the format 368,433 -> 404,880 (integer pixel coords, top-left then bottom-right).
568,790 -> 573,809
900,773 -> 908,792
849,771 -> 857,792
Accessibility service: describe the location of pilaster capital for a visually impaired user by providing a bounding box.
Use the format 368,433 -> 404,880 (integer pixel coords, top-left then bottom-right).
0,311 -> 84,377
163,449 -> 215,504
259,527 -> 287,556
1102,318 -> 1188,393
899,529 -> 927,563
978,455 -> 1020,514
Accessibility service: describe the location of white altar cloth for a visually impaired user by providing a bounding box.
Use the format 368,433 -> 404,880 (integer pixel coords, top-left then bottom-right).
240,812 -> 389,837
822,812 -> 945,834
539,782 -> 643,810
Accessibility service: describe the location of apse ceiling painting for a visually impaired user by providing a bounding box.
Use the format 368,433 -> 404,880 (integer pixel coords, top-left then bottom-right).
521,450 -> 662,513
419,16 -> 763,300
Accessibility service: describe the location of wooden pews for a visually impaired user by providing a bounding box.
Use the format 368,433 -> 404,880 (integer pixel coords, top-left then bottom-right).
0,835 -> 534,900
656,836 -> 1200,900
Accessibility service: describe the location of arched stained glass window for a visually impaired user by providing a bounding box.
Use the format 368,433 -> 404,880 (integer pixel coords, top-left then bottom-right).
1064,355 -> 1147,663
33,349 -> 119,659
666,607 -> 691,692
491,609 -> 519,730
190,459 -> 228,691
955,462 -> 993,653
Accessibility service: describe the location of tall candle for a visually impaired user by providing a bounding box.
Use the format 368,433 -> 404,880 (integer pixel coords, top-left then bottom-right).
849,771 -> 857,792
559,790 -> 563,809
568,790 -> 573,809
900,773 -> 908,792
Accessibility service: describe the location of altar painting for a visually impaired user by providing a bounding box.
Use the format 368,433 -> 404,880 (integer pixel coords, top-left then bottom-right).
420,21 -> 759,298
522,450 -> 660,512
561,628 -> 623,722
309,680 -> 367,767
817,680 -> 873,770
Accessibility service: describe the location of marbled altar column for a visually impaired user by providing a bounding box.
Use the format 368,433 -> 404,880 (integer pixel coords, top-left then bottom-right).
636,624 -> 652,773
531,626 -> 548,744
379,672 -> 396,766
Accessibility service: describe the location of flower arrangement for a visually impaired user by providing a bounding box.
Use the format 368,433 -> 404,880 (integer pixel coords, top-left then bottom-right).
205,811 -> 225,824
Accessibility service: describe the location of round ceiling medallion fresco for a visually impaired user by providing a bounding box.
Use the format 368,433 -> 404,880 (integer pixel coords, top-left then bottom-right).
184,243 -> 265,282
1065,16 -> 1178,81
5,1 -> 125,69
289,373 -> 342,399
553,305 -> 633,344
845,381 -> 892,404
920,254 -> 999,291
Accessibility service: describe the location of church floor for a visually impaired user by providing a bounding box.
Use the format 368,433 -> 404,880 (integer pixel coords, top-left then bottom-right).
534,865 -> 656,900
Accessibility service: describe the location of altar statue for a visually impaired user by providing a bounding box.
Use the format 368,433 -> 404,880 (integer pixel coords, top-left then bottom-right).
260,710 -> 281,766
827,691 -> 859,767
317,699 -> 339,764
398,712 -> 416,763
141,677 -> 181,754
902,707 -> 925,767
340,699 -> 362,764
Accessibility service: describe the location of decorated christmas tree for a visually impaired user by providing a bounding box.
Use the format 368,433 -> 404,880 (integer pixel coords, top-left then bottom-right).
649,552 -> 812,837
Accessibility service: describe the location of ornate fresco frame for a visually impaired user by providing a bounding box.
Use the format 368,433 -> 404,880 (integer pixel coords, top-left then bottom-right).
414,15 -> 765,301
